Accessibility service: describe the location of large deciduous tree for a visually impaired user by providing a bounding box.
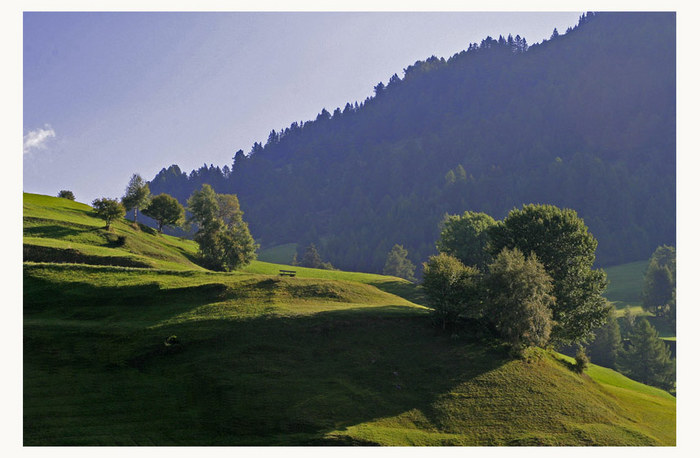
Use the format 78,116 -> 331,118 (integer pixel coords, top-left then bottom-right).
91,197 -> 125,230
488,204 -> 608,346
121,174 -> 151,224
142,193 -> 184,233
187,184 -> 257,271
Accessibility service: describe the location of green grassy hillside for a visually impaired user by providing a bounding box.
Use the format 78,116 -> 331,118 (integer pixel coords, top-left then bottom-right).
23,193 -> 675,445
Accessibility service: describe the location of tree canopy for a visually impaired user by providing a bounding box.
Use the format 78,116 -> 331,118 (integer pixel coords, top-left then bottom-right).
187,184 -> 257,271
422,253 -> 482,330
122,174 -> 151,223
143,193 -> 184,233
436,211 -> 497,270
91,198 -> 125,230
57,190 -> 75,200
488,204 -> 608,345
485,248 -> 554,355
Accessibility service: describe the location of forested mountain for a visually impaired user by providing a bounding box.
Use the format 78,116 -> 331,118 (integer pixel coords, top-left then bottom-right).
149,12 -> 675,273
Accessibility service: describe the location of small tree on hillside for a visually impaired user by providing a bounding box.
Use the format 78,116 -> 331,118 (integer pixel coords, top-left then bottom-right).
383,244 -> 417,282
57,190 -> 75,200
485,248 -> 554,356
422,253 -> 482,330
92,198 -> 125,230
618,318 -> 675,391
121,174 -> 151,224
142,193 -> 184,233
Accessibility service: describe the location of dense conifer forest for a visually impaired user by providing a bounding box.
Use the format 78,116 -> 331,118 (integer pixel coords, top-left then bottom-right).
148,12 -> 675,273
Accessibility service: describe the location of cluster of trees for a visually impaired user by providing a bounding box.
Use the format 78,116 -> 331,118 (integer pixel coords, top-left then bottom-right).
583,303 -> 675,392
422,204 -> 608,354
563,244 -> 676,391
87,174 -> 257,272
422,205 -> 677,392
147,12 -> 674,274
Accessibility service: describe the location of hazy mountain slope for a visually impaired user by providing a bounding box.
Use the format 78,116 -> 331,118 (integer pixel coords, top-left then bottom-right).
148,12 -> 675,273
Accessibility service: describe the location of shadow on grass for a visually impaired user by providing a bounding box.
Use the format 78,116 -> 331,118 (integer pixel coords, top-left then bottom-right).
369,280 -> 428,306
23,224 -> 86,239
125,310 -> 507,445
24,274 -> 507,445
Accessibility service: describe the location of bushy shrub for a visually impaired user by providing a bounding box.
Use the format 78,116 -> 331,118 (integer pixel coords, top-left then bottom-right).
574,345 -> 589,373
57,190 -> 75,200
422,253 -> 482,330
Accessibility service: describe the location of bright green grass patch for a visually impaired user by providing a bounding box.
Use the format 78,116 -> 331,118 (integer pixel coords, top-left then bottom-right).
244,260 -> 426,305
328,350 -> 675,446
24,193 -> 105,227
258,243 -> 298,264
24,192 -> 203,270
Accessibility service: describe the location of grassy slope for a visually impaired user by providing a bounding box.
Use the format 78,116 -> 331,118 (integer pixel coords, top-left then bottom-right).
23,193 -> 674,445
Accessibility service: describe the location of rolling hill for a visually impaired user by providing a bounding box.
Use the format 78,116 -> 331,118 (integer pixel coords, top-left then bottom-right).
23,193 -> 675,445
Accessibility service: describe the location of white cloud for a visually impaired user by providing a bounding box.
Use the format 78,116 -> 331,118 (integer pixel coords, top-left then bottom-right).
23,124 -> 56,155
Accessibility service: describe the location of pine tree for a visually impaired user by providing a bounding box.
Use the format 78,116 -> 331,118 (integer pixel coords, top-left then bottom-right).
382,244 -> 417,282
300,243 -> 323,269
619,318 -> 675,391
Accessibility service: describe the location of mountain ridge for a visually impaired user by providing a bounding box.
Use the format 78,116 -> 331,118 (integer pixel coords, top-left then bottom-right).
148,12 -> 675,273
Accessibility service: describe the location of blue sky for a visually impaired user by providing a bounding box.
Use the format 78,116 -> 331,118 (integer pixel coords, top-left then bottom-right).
23,11 -> 585,203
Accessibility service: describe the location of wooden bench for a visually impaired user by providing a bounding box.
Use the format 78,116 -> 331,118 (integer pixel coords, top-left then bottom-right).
279,269 -> 297,277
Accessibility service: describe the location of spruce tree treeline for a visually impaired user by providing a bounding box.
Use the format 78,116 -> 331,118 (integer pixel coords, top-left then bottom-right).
148,12 -> 674,274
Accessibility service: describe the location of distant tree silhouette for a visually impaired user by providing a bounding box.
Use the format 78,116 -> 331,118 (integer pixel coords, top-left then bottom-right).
57,190 -> 75,200
382,244 -> 416,282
